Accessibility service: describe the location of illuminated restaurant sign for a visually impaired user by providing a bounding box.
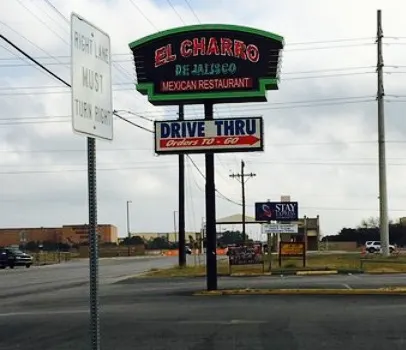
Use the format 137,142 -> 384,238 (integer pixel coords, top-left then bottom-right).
129,24 -> 284,105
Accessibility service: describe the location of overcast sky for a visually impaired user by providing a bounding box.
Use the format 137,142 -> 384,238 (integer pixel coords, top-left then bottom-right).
1,0 -> 406,239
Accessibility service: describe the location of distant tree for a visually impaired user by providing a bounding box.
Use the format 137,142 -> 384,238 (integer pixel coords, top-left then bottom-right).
358,217 -> 380,229
217,230 -> 246,247
322,217 -> 406,247
146,237 -> 171,249
22,241 -> 38,251
120,236 -> 145,246
21,240 -> 71,252
101,242 -> 118,247
358,216 -> 394,229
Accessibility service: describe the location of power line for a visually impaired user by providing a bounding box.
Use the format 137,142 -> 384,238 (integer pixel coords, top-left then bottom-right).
21,1 -> 136,87
4,160 -> 406,176
0,19 -> 69,70
0,99 -> 377,123
15,0 -> 69,45
0,95 -> 375,120
4,140 -> 406,154
0,194 -> 403,212
31,1 -> 69,35
127,0 -> 160,31
0,32 -> 243,207
287,37 -> 375,45
0,71 -> 377,92
0,39 -> 375,63
183,0 -> 201,23
186,155 -> 242,206
0,34 -> 68,86
0,96 -> 377,123
286,43 -> 374,51
0,79 -> 376,96
0,58 -> 376,77
166,0 -> 187,25
43,0 -> 70,23
0,33 -> 153,133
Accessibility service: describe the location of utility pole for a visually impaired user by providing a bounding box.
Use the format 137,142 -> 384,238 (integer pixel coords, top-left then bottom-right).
229,160 -> 256,243
377,9 -> 390,257
126,200 -> 132,256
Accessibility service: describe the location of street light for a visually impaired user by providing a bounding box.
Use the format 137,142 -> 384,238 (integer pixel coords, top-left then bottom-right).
173,210 -> 178,244
126,200 -> 132,256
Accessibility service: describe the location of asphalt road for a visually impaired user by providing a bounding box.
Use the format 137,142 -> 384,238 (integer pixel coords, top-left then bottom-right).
0,255 -> 186,299
1,272 -> 406,349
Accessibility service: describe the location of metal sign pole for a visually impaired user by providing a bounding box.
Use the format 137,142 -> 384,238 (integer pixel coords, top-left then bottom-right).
87,136 -> 100,350
70,13 -> 112,349
204,102 -> 218,291
178,104 -> 186,267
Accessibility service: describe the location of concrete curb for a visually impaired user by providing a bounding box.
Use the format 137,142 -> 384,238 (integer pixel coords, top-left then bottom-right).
136,269 -> 406,279
194,287 -> 406,296
110,271 -> 150,283
295,270 -> 338,276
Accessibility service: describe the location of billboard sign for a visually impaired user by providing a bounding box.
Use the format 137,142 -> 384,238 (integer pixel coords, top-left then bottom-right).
71,13 -> 113,140
279,242 -> 305,257
228,245 -> 263,266
255,201 -> 298,222
129,24 -> 284,105
264,223 -> 298,234
154,116 -> 263,154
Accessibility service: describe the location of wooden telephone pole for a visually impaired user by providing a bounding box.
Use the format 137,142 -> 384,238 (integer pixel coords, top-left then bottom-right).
230,160 -> 256,243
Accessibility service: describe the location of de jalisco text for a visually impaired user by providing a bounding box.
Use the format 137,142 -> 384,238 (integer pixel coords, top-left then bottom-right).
154,37 -> 260,92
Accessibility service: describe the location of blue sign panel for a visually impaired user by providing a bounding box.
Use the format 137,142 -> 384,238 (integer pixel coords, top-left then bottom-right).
255,201 -> 298,222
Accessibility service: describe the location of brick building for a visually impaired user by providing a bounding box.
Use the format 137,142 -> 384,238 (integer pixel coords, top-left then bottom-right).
0,224 -> 118,247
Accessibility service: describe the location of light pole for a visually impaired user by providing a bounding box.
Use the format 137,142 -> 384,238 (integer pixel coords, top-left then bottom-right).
173,210 -> 178,244
126,200 -> 132,256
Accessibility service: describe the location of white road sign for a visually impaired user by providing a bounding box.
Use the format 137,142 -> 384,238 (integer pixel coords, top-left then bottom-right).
263,223 -> 298,234
71,13 -> 113,140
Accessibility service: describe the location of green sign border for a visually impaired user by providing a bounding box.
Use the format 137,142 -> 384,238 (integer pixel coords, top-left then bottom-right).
129,24 -> 284,104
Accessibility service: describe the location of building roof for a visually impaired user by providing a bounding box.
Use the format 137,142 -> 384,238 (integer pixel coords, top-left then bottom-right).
216,214 -> 260,224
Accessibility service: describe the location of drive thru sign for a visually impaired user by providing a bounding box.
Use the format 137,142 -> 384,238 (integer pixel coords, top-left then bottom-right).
71,13 -> 113,140
154,116 -> 264,154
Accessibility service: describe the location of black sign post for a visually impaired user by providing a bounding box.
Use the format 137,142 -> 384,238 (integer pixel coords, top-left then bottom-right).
178,104 -> 186,267
204,102 -> 218,290
129,24 -> 284,291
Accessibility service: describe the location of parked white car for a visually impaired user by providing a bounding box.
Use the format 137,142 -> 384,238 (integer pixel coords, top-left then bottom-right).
365,241 -> 396,253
